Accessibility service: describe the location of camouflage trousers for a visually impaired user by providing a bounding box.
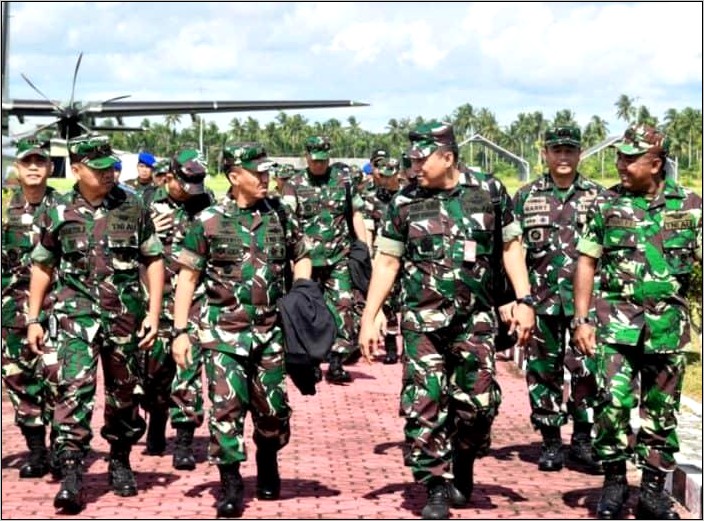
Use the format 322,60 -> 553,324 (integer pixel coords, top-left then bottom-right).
53,322 -> 145,455
170,334 -> 205,427
1,326 -> 59,428
401,319 -> 502,485
204,332 -> 291,465
526,314 -> 598,429
138,331 -> 176,415
593,341 -> 685,472
312,263 -> 357,358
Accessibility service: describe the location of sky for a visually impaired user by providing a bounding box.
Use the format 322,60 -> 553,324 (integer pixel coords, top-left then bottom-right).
4,1 -> 703,138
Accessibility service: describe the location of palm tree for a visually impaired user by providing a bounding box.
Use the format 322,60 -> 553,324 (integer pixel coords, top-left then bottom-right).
615,94 -> 636,124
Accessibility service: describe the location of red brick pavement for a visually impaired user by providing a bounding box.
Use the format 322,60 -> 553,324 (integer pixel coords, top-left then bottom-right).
1,357 -> 692,519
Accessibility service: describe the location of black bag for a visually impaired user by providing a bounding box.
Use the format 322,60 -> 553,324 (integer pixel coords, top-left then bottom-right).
488,178 -> 517,351
343,180 -> 372,294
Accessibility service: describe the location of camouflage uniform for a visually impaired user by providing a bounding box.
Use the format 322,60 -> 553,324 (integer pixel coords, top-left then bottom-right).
377,165 -> 520,484
32,183 -> 163,456
578,177 -> 702,470
2,185 -> 61,429
281,153 -> 364,364
177,192 -> 309,465
514,170 -> 603,430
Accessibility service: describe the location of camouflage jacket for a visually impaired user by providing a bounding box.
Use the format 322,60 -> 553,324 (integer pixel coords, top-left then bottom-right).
177,194 -> 310,356
513,173 -> 604,316
578,178 -> 703,353
281,166 -> 364,267
376,171 -> 521,333
2,186 -> 59,329
124,178 -> 153,195
146,186 -> 214,324
31,184 -> 163,343
362,186 -> 399,248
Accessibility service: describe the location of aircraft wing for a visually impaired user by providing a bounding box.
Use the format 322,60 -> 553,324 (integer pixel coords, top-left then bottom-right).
2,99 -> 369,118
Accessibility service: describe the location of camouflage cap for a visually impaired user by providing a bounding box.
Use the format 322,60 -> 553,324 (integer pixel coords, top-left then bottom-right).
304,136 -> 331,160
544,125 -> 581,148
15,137 -> 50,160
370,148 -> 389,166
68,135 -> 119,170
612,124 -> 670,156
407,121 -> 456,159
152,159 -> 171,176
221,143 -> 274,174
274,163 -> 297,179
378,157 -> 400,177
172,149 -> 206,195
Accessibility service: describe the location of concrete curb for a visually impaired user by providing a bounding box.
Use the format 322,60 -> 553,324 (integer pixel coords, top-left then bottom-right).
505,345 -> 703,518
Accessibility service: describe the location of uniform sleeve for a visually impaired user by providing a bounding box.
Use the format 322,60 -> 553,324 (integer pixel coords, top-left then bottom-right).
30,200 -> 60,267
512,188 -> 526,233
495,179 -> 521,244
138,204 -> 163,258
280,182 -> 298,215
577,196 -> 605,259
177,217 -> 208,272
284,204 -> 311,262
376,196 -> 405,257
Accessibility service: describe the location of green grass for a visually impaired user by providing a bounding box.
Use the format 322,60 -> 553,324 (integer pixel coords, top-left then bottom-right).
683,335 -> 702,402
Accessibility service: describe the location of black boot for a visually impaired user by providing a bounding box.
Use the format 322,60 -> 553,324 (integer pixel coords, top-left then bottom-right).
538,426 -> 564,472
448,449 -> 475,508
383,334 -> 399,365
421,478 -> 450,520
636,467 -> 680,519
597,460 -> 629,519
145,410 -> 168,455
326,353 -> 352,384
53,452 -> 85,514
569,422 -> 599,468
108,444 -> 138,497
48,428 -> 62,479
216,463 -> 244,518
172,423 -> 196,470
19,425 -> 49,478
256,446 -> 281,500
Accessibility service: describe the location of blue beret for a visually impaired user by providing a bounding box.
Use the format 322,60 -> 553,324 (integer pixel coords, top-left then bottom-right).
138,152 -> 156,168
114,160 -> 122,172
362,162 -> 373,175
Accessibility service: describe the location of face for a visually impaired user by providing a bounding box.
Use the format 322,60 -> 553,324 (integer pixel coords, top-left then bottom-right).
306,154 -> 329,176
137,162 -> 153,183
14,154 -> 53,189
615,152 -> 662,193
165,173 -> 190,202
410,148 -> 454,189
153,173 -> 167,187
232,167 -> 269,202
72,163 -> 115,197
543,145 -> 581,178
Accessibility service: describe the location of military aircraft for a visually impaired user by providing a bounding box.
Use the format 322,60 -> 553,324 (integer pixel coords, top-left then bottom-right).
1,3 -> 368,176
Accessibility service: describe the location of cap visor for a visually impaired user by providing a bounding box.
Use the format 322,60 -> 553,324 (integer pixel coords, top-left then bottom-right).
612,142 -> 645,155
243,159 -> 274,172
85,156 -> 119,169
179,181 -> 206,195
407,148 -> 428,159
17,149 -> 50,160
547,139 -> 580,148
309,151 -> 330,160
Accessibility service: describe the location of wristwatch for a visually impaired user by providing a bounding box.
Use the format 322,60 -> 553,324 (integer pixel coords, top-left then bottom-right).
171,326 -> 190,340
570,316 -> 593,330
516,295 -> 536,308
25,316 -> 42,326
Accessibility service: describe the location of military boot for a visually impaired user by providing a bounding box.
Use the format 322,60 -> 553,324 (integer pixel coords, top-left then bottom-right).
448,449 -> 476,508
145,409 -> 168,456
53,452 -> 85,514
421,478 -> 450,520
172,423 -> 196,470
597,460 -> 629,519
108,444 -> 138,497
48,428 -> 62,479
383,334 -> 399,365
216,463 -> 244,518
636,467 -> 680,519
256,445 -> 281,500
326,353 -> 352,384
538,426 -> 564,472
19,425 -> 49,478
569,422 -> 599,469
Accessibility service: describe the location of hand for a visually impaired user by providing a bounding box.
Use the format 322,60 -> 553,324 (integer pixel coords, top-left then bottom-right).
572,324 -> 596,357
375,310 -> 388,337
498,302 -> 515,324
511,303 -> 535,346
137,316 -> 158,350
172,333 -> 192,369
27,323 -> 45,355
152,211 -> 174,234
358,314 -> 383,364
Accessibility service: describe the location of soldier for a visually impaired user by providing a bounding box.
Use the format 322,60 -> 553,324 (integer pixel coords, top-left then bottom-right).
140,149 -> 214,472
362,152 -> 403,364
573,124 -> 701,520
26,135 -> 164,514
2,138 -> 61,478
171,143 -> 311,518
513,125 -> 603,472
272,163 -> 297,198
281,136 -> 369,384
359,122 -> 535,519
125,151 -> 156,194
